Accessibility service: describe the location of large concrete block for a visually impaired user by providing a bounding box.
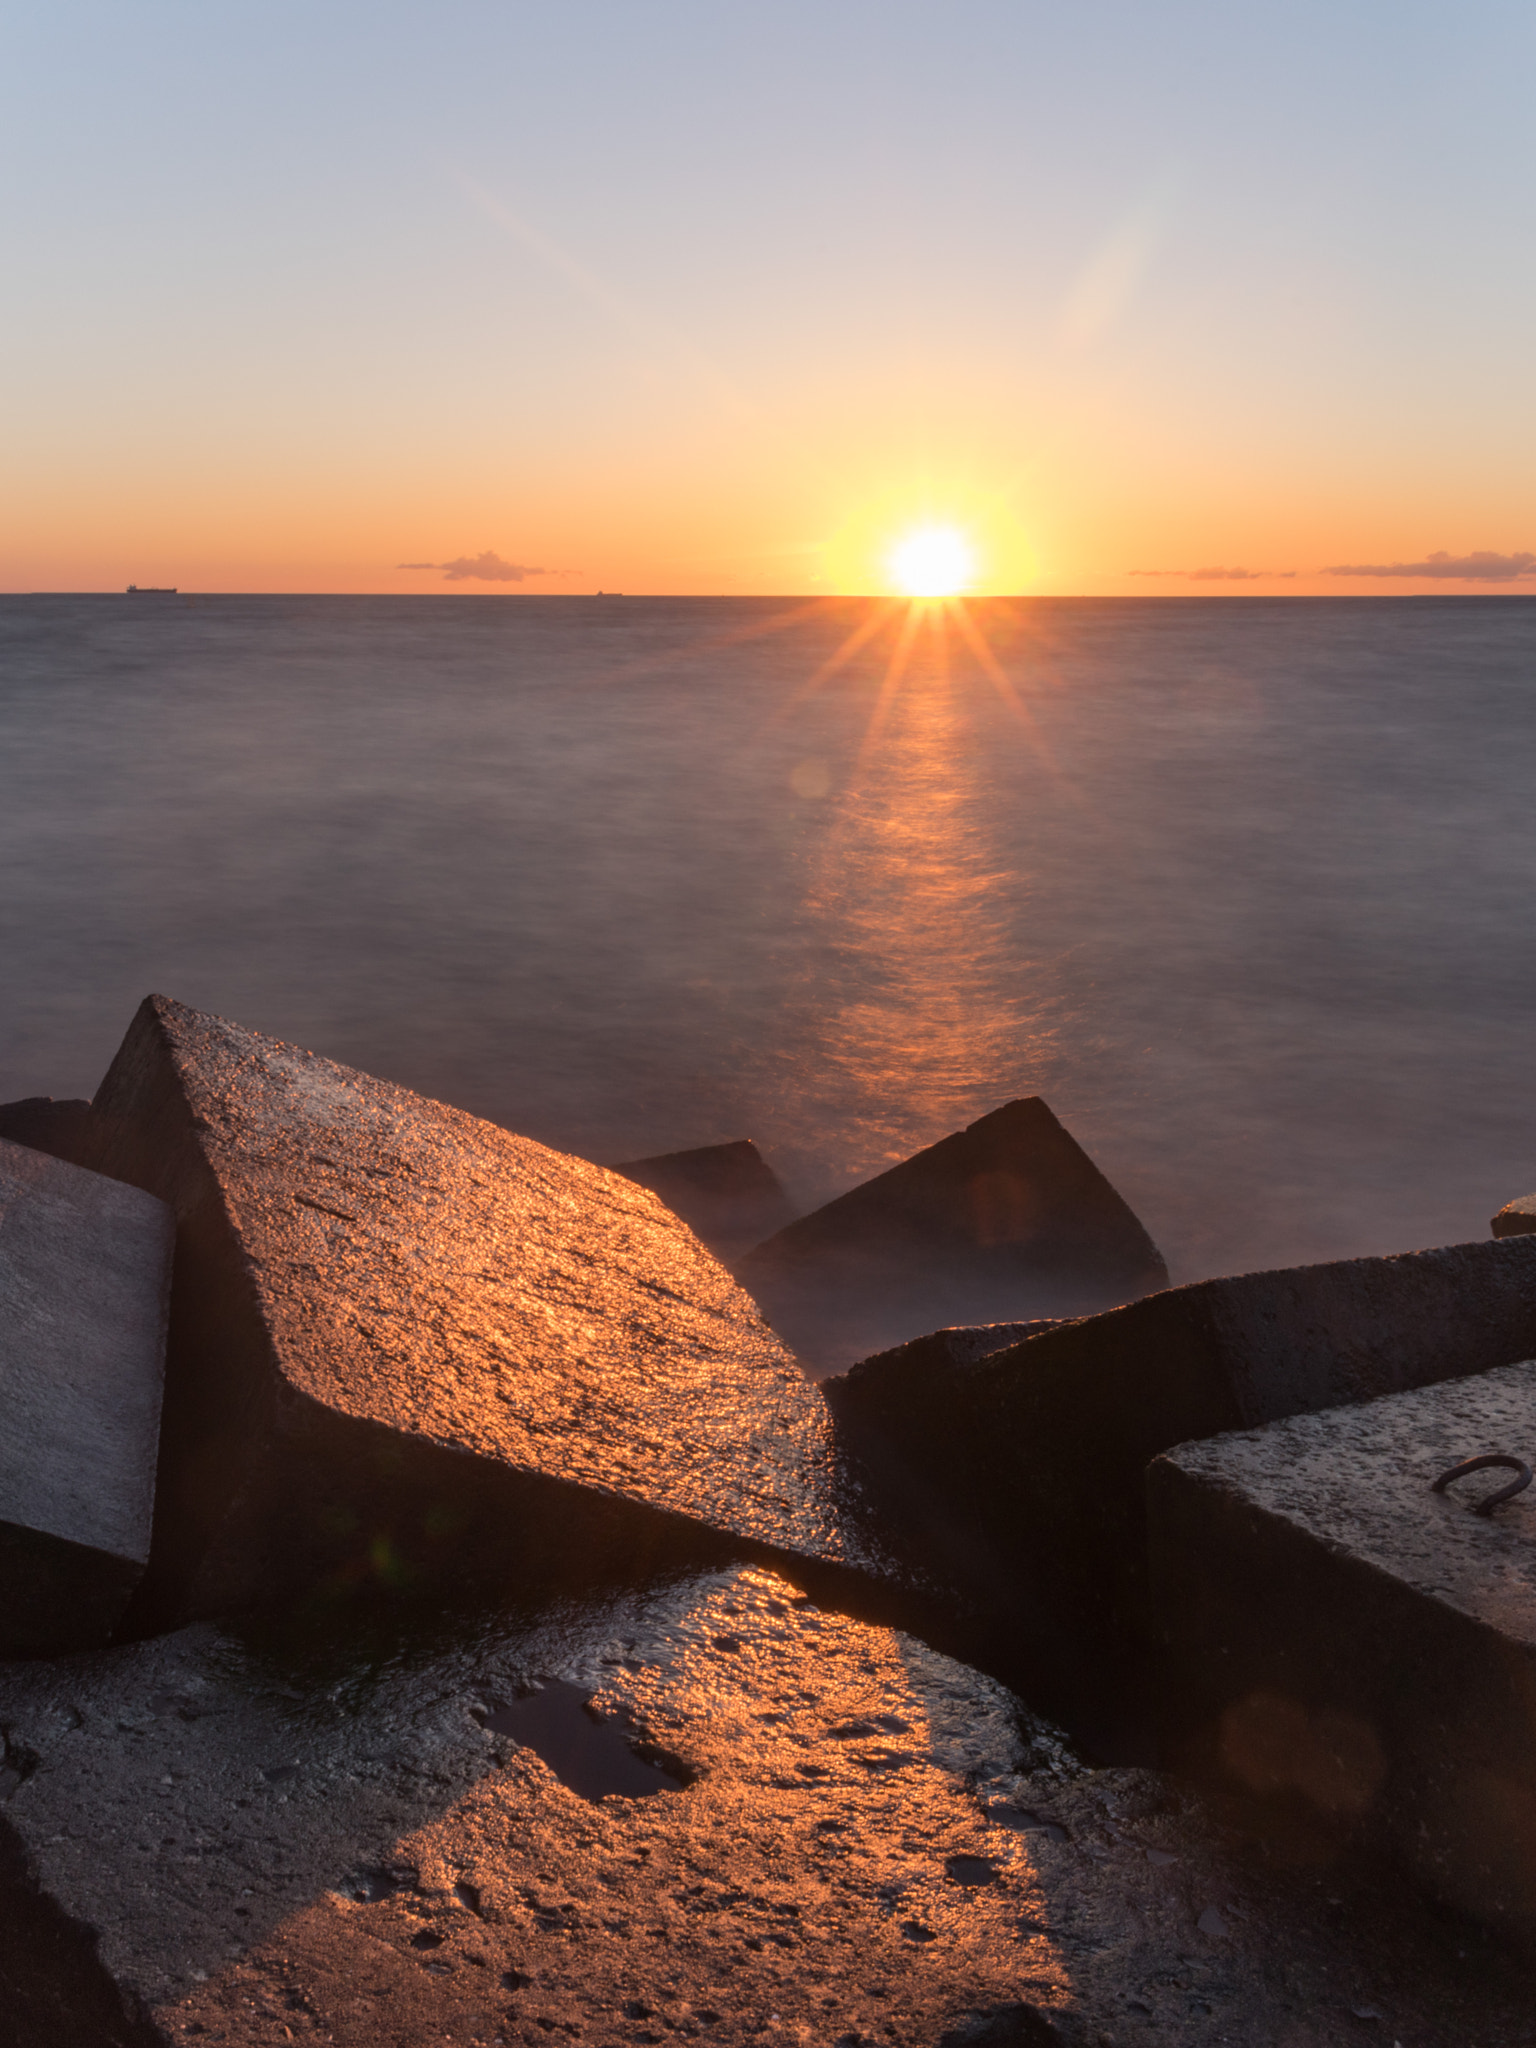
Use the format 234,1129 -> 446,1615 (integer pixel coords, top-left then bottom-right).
1148,1362 -> 1536,1943
826,1235 -> 1536,1738
0,1136 -> 172,1654
0,1560 -> 1522,2046
65,996 -> 870,1623
735,1099 -> 1168,1373
608,1137 -> 797,1263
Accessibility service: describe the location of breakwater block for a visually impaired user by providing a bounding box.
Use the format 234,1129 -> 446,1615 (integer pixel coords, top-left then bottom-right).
1149,1361 -> 1536,1943
1,1563 -> 1525,2046
0,1135 -> 172,1654
0,1567 -> 1083,2048
826,1235 -> 1536,1738
609,1137 -> 797,1262
852,1319 -> 1065,1380
1491,1192 -> 1536,1237
733,1098 -> 1167,1373
0,1096 -> 98,1168
65,996 -> 866,1622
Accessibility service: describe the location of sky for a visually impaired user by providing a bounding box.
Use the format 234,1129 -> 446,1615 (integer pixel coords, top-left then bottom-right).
3,0 -> 1534,596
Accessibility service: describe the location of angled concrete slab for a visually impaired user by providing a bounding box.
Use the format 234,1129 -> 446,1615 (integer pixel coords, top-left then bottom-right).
608,1137 -> 797,1263
66,997 -> 874,1623
826,1236 -> 1536,1737
1491,1192 -> 1536,1237
735,1098 -> 1167,1373
0,1561 -> 1525,2048
0,1136 -> 172,1654
1149,1362 -> 1536,1943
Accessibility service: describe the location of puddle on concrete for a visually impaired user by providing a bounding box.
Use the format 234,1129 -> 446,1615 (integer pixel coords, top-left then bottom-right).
474,1679 -> 686,1801
984,1801 -> 1067,1841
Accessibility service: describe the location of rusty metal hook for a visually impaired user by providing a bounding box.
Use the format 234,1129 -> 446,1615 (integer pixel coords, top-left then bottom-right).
1430,1454 -> 1533,1516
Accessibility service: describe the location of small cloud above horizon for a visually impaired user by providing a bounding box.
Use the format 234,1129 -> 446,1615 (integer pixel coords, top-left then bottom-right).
1129,566 -> 1295,581
398,551 -> 547,583
1325,549 -> 1536,582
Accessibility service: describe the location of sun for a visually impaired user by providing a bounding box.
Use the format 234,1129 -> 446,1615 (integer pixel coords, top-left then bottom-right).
887,525 -> 975,598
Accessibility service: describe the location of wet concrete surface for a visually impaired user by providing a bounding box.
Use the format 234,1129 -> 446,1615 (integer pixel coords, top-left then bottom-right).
1,1560 -> 1530,2046
60,997 -> 878,1621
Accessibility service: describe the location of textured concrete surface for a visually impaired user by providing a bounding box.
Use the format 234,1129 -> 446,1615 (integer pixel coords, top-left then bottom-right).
2,1560 -> 1526,2047
63,996 -> 873,1624
1149,1359 -> 1536,1942
826,1236 -> 1536,1741
1491,1193 -> 1536,1238
0,1135 -> 173,1654
735,1100 -> 1167,1375
608,1142 -> 797,1265
851,1322 -> 1064,1381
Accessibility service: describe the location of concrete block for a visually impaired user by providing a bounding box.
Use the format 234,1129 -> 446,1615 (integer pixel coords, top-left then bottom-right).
0,1560 -> 1523,2046
0,1097 -> 98,1169
826,1235 -> 1536,1739
609,1137 -> 797,1262
1491,1193 -> 1536,1237
852,1321 -> 1064,1380
65,997 -> 872,1623
0,1563 -> 1076,2047
0,1136 -> 172,1654
734,1098 -> 1167,1373
1148,1362 -> 1536,1943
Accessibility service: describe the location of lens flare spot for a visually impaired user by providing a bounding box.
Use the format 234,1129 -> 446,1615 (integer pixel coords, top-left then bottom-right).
887,526 -> 974,598
790,757 -> 832,800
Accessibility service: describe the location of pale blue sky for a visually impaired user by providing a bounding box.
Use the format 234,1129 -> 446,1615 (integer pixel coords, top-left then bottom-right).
5,1 -> 1533,590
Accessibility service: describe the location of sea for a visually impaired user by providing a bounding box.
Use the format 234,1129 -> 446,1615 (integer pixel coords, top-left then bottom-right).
3,593 -> 1534,1291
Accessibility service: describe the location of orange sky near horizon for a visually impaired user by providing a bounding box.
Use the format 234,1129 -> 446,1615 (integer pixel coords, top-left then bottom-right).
4,3 -> 1534,600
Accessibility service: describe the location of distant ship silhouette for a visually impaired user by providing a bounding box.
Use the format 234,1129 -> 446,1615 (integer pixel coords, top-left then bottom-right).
126,585 -> 176,594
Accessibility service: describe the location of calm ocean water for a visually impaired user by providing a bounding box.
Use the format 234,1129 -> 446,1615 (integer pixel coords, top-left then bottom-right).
2,594 -> 1534,1288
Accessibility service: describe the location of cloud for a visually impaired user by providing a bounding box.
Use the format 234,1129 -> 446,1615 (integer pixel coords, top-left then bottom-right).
1129,567 -> 1295,581
1325,550 -> 1536,582
397,552 -> 545,583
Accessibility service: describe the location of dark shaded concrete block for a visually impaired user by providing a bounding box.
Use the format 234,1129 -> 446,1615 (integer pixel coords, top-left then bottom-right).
826,1235 -> 1536,1740
608,1137 -> 797,1263
0,1096 -> 99,1169
67,997 -> 873,1624
1491,1192 -> 1536,1237
853,1321 -> 1065,1381
1148,1363 -> 1536,1943
0,1137 -> 172,1655
734,1099 -> 1167,1374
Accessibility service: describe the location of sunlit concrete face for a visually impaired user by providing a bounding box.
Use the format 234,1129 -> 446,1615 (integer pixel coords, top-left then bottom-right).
79,997 -> 864,1618
0,1564 -> 1071,2044
187,1569 -> 1072,2044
